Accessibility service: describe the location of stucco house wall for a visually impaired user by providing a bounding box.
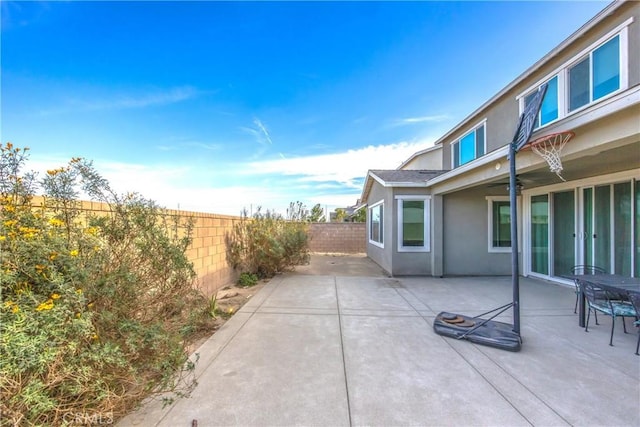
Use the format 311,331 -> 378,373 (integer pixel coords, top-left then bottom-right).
401,146 -> 443,170
390,187 -> 433,276
442,188 -> 515,276
365,181 -> 393,275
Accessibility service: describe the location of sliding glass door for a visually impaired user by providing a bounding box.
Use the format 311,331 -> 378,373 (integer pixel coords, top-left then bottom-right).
553,191 -> 575,277
580,183 -> 633,275
531,195 -> 549,275
530,180 -> 638,280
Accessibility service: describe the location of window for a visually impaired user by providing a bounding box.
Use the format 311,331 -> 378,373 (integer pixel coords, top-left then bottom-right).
519,23 -> 628,126
452,122 -> 485,168
525,76 -> 559,128
569,35 -> 620,112
369,201 -> 383,247
397,196 -> 430,251
487,197 -> 514,252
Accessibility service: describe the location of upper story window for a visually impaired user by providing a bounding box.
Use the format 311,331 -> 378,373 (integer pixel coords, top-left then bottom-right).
525,75 -> 559,128
519,20 -> 629,130
452,121 -> 485,168
569,35 -> 620,112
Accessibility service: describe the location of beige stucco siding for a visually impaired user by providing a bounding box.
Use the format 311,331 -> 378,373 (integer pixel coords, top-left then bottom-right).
401,146 -> 443,170
390,188 -> 433,276
443,189 -> 515,276
365,181 -> 393,275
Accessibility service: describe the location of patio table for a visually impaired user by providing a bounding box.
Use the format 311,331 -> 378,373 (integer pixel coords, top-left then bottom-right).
563,274 -> 640,327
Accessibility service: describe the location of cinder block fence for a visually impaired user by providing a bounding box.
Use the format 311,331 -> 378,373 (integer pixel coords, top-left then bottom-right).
32,199 -> 367,296
308,222 -> 366,254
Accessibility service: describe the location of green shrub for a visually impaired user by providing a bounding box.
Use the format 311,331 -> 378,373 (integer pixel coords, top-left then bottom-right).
226,204 -> 310,279
237,272 -> 259,287
0,143 -> 211,425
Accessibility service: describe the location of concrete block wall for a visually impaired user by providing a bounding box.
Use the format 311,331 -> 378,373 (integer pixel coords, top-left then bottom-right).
183,212 -> 242,297
32,197 -> 241,298
308,222 -> 366,254
31,198 -> 366,295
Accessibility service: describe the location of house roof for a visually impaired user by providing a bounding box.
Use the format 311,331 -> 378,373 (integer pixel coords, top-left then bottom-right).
361,169 -> 448,202
370,169 -> 446,184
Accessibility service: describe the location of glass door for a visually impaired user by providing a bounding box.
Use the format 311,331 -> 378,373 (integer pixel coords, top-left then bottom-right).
594,185 -> 611,272
580,182 -> 634,275
553,190 -> 575,277
613,182 -> 632,276
582,187 -> 593,266
531,194 -> 549,275
528,179 -> 638,279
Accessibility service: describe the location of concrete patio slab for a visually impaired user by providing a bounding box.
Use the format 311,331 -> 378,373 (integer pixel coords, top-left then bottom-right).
119,255 -> 640,427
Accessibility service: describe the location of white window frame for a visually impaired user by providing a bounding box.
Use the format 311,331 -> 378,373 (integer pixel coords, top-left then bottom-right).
451,119 -> 487,169
525,75 -> 563,130
396,195 -> 431,252
487,196 -> 512,253
517,18 -> 631,129
368,200 -> 384,248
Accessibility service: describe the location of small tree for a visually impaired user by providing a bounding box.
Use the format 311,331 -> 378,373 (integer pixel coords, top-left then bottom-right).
334,208 -> 347,222
309,204 -> 325,222
352,207 -> 366,222
286,201 -> 308,221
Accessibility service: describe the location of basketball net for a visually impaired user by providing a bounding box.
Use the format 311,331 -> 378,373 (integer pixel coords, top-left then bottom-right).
527,131 -> 574,182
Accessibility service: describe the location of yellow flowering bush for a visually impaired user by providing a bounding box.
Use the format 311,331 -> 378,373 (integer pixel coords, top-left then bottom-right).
0,143 -> 209,425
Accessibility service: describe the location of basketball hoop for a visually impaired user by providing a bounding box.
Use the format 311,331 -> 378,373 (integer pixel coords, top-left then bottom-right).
522,131 -> 574,181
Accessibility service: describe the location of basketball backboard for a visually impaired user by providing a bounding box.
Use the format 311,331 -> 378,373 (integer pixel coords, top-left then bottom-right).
513,83 -> 548,152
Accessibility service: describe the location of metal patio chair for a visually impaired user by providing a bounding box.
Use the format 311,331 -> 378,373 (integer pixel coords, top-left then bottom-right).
571,265 -> 606,323
582,281 -> 637,346
627,292 -> 640,356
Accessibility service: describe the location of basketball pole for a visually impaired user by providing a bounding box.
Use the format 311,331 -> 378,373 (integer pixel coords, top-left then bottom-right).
509,139 -> 520,336
508,83 -> 547,338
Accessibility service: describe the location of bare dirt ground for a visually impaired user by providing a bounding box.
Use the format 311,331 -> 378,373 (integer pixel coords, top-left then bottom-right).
186,280 -> 268,355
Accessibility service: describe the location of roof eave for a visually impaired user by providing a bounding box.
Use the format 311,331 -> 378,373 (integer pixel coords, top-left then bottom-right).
360,170 -> 434,204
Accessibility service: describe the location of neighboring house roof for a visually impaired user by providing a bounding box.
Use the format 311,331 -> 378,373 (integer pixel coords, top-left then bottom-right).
361,169 -> 448,203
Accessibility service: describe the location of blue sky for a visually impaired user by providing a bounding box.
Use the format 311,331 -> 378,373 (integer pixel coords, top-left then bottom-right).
1,1 -> 609,216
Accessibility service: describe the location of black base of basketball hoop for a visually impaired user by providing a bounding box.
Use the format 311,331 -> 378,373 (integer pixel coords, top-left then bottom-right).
434,310 -> 522,352
522,131 -> 575,181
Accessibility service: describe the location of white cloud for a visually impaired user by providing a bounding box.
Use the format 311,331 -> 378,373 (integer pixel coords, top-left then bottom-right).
81,86 -> 199,110
390,114 -> 450,127
26,155 -> 305,216
241,118 -> 273,148
242,139 -> 436,186
26,138 -> 436,217
156,141 -> 223,152
38,86 -> 200,115
253,118 -> 272,145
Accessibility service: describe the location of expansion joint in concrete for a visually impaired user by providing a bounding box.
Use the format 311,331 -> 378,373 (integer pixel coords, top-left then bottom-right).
334,277 -> 353,427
